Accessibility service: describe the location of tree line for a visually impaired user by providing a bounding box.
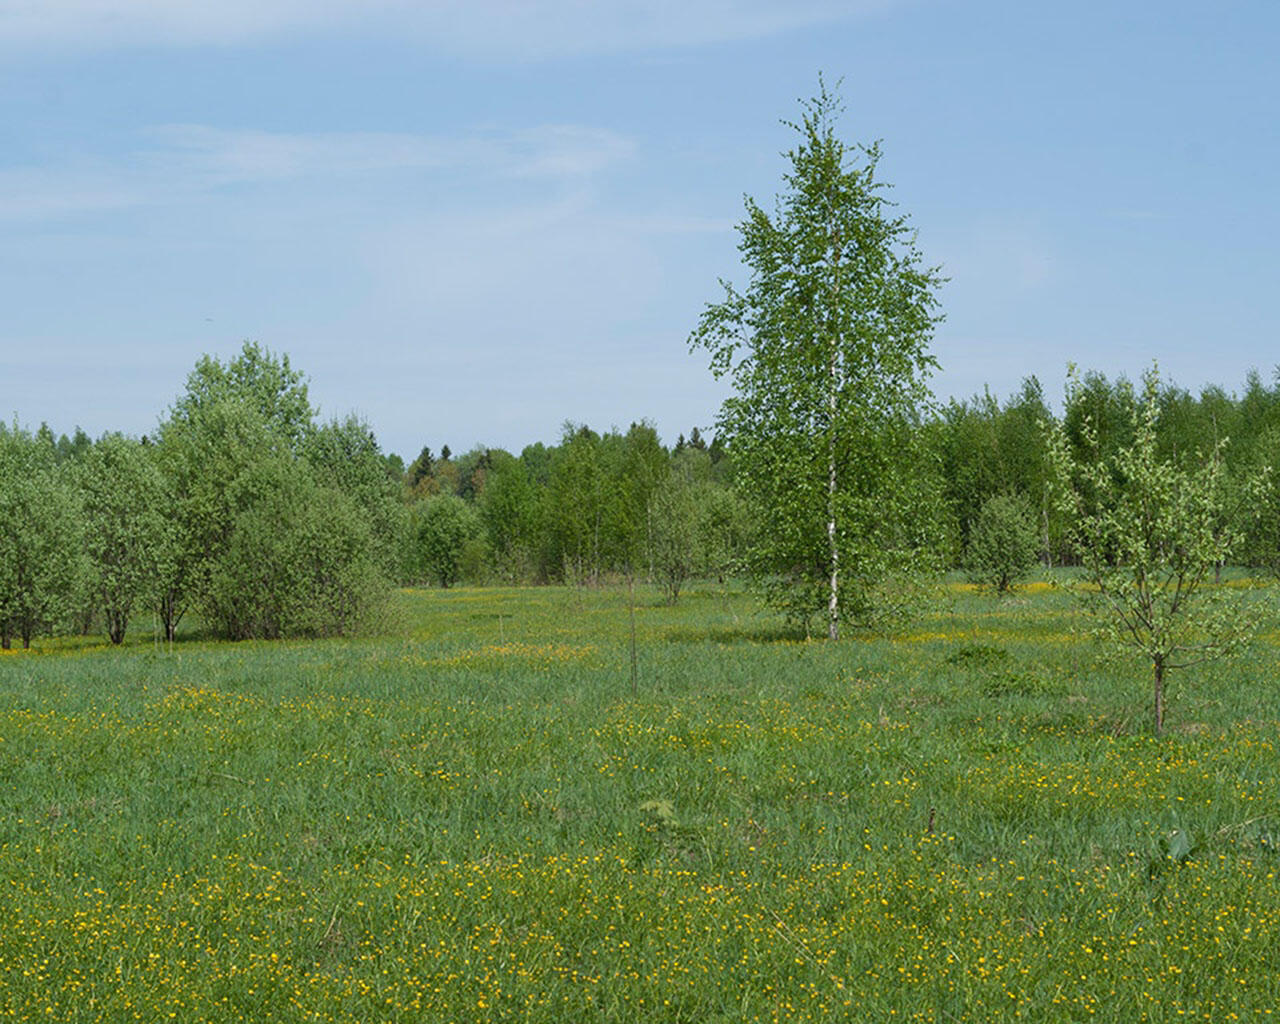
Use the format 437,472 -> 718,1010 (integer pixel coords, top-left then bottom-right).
5,339 -> 1279,650
0,342 -> 753,647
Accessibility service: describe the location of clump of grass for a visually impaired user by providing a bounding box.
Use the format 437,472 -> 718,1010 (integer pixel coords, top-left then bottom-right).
977,668 -> 1063,698
943,641 -> 1010,668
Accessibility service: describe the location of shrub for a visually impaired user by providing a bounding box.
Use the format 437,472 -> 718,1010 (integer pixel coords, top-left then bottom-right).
963,493 -> 1038,593
203,457 -> 388,639
410,494 -> 482,588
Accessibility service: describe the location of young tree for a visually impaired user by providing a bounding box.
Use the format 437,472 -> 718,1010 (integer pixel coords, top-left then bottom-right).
1045,367 -> 1268,735
411,494 -> 481,588
932,377 -> 1056,564
479,451 -> 543,582
1238,424 -> 1280,576
155,344 -> 312,640
306,414 -> 407,578
545,425 -> 614,584
78,433 -> 172,644
963,493 -> 1039,594
649,473 -> 705,605
204,454 -> 386,639
614,421 -> 669,577
155,347 -> 392,641
154,398 -> 282,640
0,424 -> 80,649
690,80 -> 943,638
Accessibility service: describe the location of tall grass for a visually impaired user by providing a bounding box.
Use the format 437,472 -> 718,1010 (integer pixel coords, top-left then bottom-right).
1,581 -> 1277,1021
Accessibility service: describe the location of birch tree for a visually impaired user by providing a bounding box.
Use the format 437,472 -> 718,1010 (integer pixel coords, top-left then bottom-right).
690,81 -> 943,638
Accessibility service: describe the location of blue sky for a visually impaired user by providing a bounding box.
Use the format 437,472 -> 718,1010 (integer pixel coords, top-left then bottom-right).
3,0 -> 1278,459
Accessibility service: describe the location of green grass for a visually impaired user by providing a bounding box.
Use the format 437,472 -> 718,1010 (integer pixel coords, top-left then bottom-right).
2,581 -> 1279,1021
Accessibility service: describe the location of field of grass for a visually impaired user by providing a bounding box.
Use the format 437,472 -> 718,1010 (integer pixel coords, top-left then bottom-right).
2,581 -> 1279,1022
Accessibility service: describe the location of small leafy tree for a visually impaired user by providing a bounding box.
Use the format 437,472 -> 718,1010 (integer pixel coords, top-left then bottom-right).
479,451 -> 542,583
157,348 -> 392,641
0,423 -> 80,649
649,475 -> 705,605
1045,367 -> 1268,734
1237,424 -> 1280,577
155,398 -> 282,640
78,433 -> 172,644
545,425 -> 617,585
156,344 -> 309,641
305,414 -> 407,578
963,493 -> 1039,593
412,494 -> 481,588
204,455 -> 386,639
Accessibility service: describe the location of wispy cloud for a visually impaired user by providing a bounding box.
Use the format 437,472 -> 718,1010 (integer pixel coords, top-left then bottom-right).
0,123 -> 634,222
0,0 -> 895,57
148,124 -> 633,183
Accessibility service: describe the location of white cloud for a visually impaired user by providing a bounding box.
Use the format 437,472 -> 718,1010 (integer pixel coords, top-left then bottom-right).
0,0 -> 895,56
0,123 -> 634,222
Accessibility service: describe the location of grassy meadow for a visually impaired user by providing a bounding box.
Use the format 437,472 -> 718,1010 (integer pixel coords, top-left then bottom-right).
1,580 -> 1279,1022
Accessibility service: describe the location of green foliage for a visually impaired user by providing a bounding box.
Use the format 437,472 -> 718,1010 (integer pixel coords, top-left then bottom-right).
932,377 -> 1057,564
155,343 -> 315,639
1236,424 -> 1280,576
406,445 -> 434,491
53,426 -> 92,464
614,421 -> 668,572
544,425 -> 618,583
305,414 -> 407,577
411,494 -> 482,588
648,474 -> 704,604
1045,366 -> 1270,734
963,492 -> 1040,593
697,482 -> 750,581
156,349 -> 391,640
690,80 -> 943,638
169,341 -> 314,451
203,455 -> 388,639
478,451 -> 542,582
0,423 -> 80,648
77,434 -> 172,644
155,398 -> 280,640
648,463 -> 747,603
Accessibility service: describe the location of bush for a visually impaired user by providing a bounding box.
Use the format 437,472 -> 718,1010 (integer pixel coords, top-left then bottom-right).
203,457 -> 388,639
409,494 -> 482,588
963,493 -> 1038,593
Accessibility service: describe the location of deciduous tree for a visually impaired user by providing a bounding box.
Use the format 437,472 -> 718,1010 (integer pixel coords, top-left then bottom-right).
1045,367 -> 1268,734
411,494 -> 481,588
0,424 -> 80,648
78,433 -> 172,644
691,81 -> 943,637
963,493 -> 1038,594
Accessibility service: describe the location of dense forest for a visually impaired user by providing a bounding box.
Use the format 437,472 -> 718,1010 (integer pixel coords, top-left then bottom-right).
4,341 -> 1280,648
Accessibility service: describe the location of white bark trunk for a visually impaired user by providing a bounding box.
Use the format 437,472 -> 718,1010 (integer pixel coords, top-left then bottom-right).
828,442 -> 838,641
828,313 -> 840,642
827,228 -> 842,642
